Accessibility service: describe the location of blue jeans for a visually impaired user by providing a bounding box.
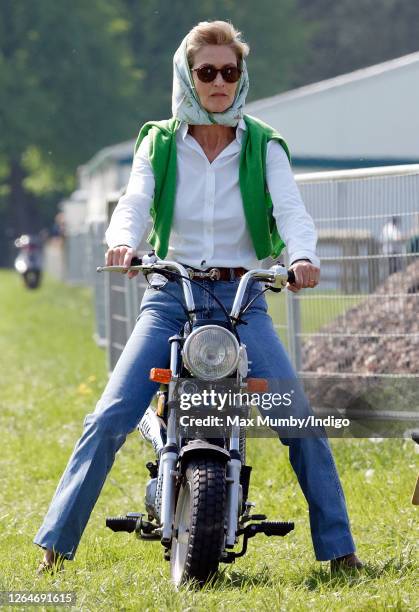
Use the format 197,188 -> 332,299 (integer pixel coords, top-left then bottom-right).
34,277 -> 355,561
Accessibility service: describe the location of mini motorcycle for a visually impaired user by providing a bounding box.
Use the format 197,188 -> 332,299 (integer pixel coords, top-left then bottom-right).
14,234 -> 43,289
98,254 -> 296,586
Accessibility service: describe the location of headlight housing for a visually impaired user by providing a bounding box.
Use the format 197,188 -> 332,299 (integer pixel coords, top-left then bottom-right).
182,325 -> 240,380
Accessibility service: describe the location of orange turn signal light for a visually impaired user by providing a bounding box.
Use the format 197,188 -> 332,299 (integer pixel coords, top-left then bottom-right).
149,368 -> 172,384
246,377 -> 268,392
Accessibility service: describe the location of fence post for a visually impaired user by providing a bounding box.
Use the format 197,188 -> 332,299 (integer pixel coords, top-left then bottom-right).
104,265 -> 112,375
286,281 -> 302,373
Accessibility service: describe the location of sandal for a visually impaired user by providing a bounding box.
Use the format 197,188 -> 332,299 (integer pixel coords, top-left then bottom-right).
36,554 -> 65,575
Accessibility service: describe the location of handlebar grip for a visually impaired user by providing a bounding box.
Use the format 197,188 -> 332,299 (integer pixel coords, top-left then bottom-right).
130,256 -> 143,266
288,270 -> 296,284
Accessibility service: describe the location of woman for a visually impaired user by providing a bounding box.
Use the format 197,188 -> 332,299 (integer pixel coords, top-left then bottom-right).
35,20 -> 362,573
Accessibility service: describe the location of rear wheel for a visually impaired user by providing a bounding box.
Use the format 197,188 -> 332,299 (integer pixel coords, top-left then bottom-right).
170,457 -> 226,587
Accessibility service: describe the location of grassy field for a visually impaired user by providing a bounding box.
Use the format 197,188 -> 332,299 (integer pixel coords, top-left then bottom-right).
0,270 -> 418,611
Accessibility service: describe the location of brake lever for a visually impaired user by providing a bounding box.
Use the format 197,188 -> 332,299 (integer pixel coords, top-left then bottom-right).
97,250 -> 157,273
265,270 -> 296,293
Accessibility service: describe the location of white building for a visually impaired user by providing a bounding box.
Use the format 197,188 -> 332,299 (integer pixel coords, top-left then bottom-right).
59,51 -> 419,249
245,51 -> 419,172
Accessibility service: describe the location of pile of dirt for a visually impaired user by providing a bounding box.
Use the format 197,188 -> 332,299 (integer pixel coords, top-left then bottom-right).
302,259 -> 419,376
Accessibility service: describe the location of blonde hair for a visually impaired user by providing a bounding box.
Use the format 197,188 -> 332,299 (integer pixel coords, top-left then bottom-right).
186,20 -> 250,68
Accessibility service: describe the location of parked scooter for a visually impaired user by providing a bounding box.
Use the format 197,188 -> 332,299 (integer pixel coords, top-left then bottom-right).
98,254 -> 296,587
14,234 -> 43,289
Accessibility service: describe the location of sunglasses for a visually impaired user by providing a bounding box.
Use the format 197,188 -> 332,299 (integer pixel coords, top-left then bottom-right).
191,64 -> 242,83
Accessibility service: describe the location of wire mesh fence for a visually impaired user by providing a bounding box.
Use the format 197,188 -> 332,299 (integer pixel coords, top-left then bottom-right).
270,164 -> 419,434
96,162 -> 419,422
64,232 -> 90,286
103,196 -> 150,372
285,164 -> 419,382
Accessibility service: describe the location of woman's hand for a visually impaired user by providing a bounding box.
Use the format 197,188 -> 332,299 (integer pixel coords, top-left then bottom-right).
105,245 -> 139,279
287,259 -> 320,293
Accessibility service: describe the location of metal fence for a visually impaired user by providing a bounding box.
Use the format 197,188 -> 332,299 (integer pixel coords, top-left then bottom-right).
97,165 -> 419,389
103,197 -> 150,372
286,164 -> 419,382
64,232 -> 91,286
89,222 -> 108,347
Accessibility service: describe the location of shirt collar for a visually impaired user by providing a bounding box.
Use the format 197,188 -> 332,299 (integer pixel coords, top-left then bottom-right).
179,117 -> 247,143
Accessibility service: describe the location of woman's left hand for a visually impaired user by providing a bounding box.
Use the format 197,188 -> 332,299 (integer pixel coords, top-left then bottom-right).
287,260 -> 320,292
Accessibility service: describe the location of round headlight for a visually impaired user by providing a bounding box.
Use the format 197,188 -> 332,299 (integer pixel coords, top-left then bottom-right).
183,325 -> 240,380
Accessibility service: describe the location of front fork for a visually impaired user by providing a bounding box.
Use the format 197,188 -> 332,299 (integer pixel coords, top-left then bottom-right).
158,335 -> 181,545
225,427 -> 242,547
159,440 -> 242,551
159,451 -> 241,550
158,335 -> 243,550
159,445 -> 179,545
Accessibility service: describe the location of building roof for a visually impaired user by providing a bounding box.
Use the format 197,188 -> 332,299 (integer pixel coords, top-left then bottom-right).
80,51 -> 419,176
245,51 -> 419,166
80,139 -> 134,176
245,51 -> 419,112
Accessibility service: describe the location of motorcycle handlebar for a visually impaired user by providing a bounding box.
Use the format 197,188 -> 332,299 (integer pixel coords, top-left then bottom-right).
97,257 -> 298,324
99,256 -> 296,284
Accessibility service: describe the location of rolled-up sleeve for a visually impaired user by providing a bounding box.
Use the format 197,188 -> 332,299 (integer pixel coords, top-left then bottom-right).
105,135 -> 155,249
266,140 -> 320,268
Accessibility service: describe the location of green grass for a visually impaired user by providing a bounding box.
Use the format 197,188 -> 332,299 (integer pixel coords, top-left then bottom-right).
0,270 -> 418,611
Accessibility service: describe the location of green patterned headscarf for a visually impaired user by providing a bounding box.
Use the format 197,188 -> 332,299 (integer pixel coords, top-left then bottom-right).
172,33 -> 249,127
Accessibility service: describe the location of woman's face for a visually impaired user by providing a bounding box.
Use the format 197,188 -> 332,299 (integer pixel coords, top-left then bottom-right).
191,45 -> 239,114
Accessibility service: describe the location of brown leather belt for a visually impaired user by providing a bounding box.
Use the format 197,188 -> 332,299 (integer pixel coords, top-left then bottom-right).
182,265 -> 247,281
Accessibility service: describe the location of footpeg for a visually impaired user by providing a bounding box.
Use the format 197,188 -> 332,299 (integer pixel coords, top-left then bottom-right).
248,521 -> 294,536
106,516 -> 137,533
221,520 -> 295,563
106,513 -> 161,539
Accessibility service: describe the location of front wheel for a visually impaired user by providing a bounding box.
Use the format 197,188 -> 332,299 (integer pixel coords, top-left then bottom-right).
170,457 -> 227,587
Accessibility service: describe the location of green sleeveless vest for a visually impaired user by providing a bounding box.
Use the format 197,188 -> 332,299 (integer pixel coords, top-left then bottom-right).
134,114 -> 291,260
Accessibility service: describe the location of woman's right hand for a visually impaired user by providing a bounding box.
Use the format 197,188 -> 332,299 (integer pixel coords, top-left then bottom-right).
105,245 -> 139,278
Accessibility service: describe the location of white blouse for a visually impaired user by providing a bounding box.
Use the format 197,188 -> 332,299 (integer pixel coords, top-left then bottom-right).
105,118 -> 320,270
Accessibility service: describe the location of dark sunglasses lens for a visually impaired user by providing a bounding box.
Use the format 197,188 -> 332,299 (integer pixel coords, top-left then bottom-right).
221,66 -> 241,82
196,65 -> 241,83
197,65 -> 217,82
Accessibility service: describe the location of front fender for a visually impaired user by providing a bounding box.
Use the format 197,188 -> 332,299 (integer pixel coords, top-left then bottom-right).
178,440 -> 230,470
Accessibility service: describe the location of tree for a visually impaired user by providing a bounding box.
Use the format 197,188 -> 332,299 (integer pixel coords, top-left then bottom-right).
1,0 -> 311,265
0,0 -> 140,263
296,0 -> 419,86
121,0 -> 308,119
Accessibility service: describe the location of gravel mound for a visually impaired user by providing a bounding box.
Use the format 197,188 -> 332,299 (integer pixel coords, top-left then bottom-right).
302,259 -> 419,375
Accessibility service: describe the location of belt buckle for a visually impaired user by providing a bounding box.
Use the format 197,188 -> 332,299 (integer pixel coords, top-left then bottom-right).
186,266 -> 220,281
208,268 -> 221,281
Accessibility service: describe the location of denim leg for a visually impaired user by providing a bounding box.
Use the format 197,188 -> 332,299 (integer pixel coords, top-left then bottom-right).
34,278 -> 355,562
34,285 -> 186,559
221,285 -> 356,561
